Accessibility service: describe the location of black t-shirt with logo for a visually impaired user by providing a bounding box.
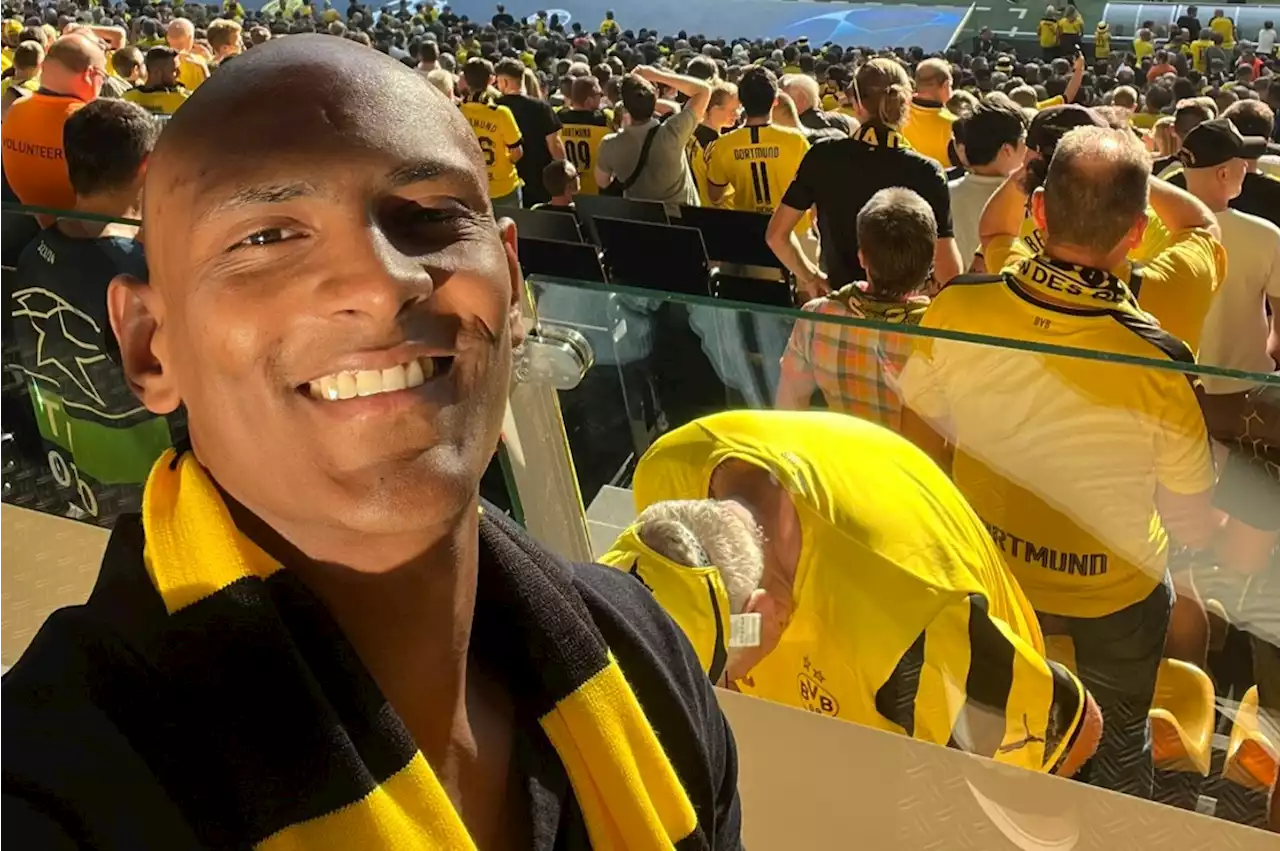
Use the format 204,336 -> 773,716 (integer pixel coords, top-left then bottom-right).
499,92 -> 563,205
781,123 -> 954,287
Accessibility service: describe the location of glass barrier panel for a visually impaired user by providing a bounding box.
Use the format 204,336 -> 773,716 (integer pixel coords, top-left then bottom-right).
529,275 -> 1280,830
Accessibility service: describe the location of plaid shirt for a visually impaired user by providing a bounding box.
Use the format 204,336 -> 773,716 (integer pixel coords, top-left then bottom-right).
781,283 -> 930,431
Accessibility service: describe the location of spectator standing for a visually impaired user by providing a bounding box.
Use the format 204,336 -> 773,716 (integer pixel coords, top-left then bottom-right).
495,57 -> 564,207
1208,8 -> 1236,50
0,40 -> 42,118
1174,119 -> 1280,395
1260,21 -> 1277,57
11,100 -> 161,520
490,4 -> 514,30
948,99 -> 1028,271
776,188 -> 935,431
596,65 -> 710,213
767,59 -> 961,300
459,58 -> 523,207
705,68 -> 808,215
687,81 -> 740,206
2,35 -> 105,214
903,57 -> 957,166
1038,6 -> 1060,61
417,39 -> 438,74
206,19 -> 244,68
1177,5 -> 1203,41
558,76 -> 613,196
781,73 -> 851,138
166,19 -> 210,92
901,128 -> 1224,799
124,47 -> 191,116
1093,21 -> 1110,60
1057,5 -> 1084,56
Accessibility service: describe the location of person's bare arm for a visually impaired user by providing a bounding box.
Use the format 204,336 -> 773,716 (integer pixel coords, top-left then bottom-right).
766,204 -> 827,300
1147,174 -> 1220,240
899,406 -> 953,473
546,130 -> 565,161
708,182 -> 728,204
654,98 -> 680,117
67,23 -> 127,50
931,238 -> 963,293
508,142 -> 524,164
635,65 -> 712,121
595,166 -> 613,189
775,359 -> 818,410
1156,485 -> 1217,550
1268,295 -> 1280,362
1064,52 -> 1085,103
978,170 -> 1030,249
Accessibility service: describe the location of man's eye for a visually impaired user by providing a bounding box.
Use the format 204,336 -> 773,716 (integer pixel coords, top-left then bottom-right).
236,227 -> 302,249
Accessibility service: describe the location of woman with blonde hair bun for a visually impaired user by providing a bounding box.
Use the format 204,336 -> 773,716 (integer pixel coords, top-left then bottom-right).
766,57 -> 962,300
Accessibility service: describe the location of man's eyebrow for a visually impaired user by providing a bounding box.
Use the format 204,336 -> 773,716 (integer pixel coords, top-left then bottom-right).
199,181 -> 321,221
386,160 -> 453,187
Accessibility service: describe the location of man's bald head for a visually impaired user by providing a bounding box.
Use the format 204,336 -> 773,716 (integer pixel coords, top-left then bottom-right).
780,73 -> 818,113
1039,126 -> 1150,254
167,17 -> 195,50
118,35 -> 521,556
40,34 -> 105,99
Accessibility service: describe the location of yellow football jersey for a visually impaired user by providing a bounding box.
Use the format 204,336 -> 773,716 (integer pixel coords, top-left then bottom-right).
628,410 -> 1087,774
177,53 -> 209,92
901,242 -> 1217,619
705,123 -> 809,214
1209,15 -> 1235,49
123,85 -> 190,116
1189,38 -> 1213,73
459,98 -> 523,198
557,107 -> 611,195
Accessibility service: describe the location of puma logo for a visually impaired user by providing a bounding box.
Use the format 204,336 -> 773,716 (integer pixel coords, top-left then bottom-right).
997,714 -> 1046,754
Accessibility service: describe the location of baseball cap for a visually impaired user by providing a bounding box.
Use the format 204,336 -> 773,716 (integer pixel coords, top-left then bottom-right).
598,524 -> 732,682
1178,118 -> 1280,168
1027,104 -> 1107,155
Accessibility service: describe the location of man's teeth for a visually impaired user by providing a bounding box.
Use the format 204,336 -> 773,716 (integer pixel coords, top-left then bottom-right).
308,357 -> 435,400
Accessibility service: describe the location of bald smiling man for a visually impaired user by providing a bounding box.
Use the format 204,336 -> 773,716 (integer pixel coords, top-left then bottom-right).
2,37 -> 741,850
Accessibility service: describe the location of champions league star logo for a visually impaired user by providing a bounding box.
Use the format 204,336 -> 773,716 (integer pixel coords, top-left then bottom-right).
780,7 -> 963,50
10,287 -> 109,411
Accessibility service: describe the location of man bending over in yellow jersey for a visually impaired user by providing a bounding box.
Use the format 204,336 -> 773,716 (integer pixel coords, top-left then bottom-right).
900,127 -> 1222,799
602,410 -> 1102,778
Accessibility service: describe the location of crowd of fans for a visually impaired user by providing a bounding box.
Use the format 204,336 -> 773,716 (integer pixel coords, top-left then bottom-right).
2,0 -> 1280,838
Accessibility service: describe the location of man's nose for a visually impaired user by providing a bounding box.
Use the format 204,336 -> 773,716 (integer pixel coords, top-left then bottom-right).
320,223 -> 436,320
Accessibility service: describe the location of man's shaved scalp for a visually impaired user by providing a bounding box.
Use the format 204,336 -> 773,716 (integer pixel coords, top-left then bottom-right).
1043,127 -> 1149,251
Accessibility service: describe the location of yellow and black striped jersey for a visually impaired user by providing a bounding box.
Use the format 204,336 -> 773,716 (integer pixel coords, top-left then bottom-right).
686,123 -> 721,207
705,123 -> 809,215
460,98 -> 523,198
557,107 -> 611,195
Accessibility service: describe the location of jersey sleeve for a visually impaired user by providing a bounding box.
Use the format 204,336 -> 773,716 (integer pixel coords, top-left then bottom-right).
908,593 -> 1087,773
705,139 -> 730,187
780,147 -> 819,211
980,233 -> 1031,275
1138,227 -> 1227,346
499,106 -> 522,148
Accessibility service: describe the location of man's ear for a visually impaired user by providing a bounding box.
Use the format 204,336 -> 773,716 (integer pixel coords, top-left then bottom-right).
1030,186 -> 1048,233
496,217 -> 527,348
107,274 -> 181,414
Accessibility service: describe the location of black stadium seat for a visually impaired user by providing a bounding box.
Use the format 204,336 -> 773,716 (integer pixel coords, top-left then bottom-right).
592,216 -> 711,296
516,237 -> 607,283
575,195 -> 669,247
677,206 -> 785,271
507,208 -> 583,243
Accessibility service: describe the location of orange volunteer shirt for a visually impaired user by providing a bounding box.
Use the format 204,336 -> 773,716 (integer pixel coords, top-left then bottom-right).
2,90 -> 86,213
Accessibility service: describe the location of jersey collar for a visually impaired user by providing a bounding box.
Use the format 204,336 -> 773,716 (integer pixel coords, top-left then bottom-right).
1005,252 -> 1137,315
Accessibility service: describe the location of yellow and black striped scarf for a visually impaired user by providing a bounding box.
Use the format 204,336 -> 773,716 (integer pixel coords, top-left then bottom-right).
141,448 -> 699,849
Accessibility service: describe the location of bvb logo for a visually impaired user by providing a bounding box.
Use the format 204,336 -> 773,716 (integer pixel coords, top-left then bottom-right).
797,655 -> 839,717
